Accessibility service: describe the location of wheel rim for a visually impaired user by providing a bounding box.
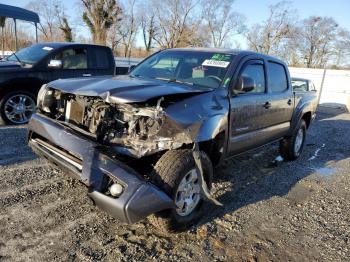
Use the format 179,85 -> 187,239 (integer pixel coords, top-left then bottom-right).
294,128 -> 304,154
175,169 -> 201,216
4,94 -> 35,124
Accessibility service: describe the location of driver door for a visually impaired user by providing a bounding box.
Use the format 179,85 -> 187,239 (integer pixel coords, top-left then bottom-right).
47,47 -> 91,81
228,59 -> 276,155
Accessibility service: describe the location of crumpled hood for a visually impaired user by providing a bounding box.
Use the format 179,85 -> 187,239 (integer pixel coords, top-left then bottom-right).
48,75 -> 212,103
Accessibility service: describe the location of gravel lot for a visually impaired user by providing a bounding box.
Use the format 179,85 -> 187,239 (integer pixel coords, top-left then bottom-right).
0,106 -> 349,261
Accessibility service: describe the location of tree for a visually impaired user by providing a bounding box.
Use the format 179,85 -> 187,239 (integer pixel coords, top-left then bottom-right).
118,0 -> 139,57
331,28 -> 350,67
245,1 -> 296,55
139,5 -> 156,52
298,16 -> 339,68
26,0 -> 73,42
59,17 -> 73,42
0,17 -> 5,56
81,0 -> 122,45
151,0 -> 200,48
26,0 -> 62,41
201,0 -> 245,48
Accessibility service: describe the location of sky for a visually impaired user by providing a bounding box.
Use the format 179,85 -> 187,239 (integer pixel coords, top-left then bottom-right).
1,0 -> 350,48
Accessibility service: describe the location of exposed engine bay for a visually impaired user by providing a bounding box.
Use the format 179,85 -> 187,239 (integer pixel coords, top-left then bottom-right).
38,87 -> 194,158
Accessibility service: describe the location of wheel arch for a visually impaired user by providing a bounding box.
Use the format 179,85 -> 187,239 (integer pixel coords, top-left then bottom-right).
198,131 -> 226,167
0,77 -> 43,100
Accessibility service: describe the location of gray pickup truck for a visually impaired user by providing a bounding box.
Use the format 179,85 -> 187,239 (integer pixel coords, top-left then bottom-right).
27,48 -> 317,232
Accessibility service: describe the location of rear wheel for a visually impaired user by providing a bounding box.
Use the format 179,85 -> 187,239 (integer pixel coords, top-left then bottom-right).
0,91 -> 36,125
149,149 -> 213,232
279,119 -> 307,161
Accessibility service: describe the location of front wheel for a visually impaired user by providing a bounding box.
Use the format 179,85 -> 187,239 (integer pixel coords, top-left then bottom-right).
0,91 -> 36,125
149,149 -> 213,232
279,120 -> 307,161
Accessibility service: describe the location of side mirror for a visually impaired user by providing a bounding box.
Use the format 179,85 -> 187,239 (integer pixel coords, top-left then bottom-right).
48,59 -> 62,69
236,76 -> 256,93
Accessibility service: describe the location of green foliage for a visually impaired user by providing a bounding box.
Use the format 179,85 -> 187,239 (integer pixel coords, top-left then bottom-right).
59,17 -> 73,42
81,0 -> 123,44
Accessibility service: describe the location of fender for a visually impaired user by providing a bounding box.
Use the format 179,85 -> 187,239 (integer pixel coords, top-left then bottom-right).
288,94 -> 316,136
164,87 -> 230,143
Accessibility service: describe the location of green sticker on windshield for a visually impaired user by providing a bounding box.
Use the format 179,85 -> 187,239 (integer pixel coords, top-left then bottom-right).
211,54 -> 231,61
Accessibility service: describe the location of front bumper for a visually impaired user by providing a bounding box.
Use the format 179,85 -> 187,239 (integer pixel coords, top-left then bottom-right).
28,113 -> 173,224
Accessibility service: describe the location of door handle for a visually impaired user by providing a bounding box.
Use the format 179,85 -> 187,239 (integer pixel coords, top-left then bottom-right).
264,102 -> 271,109
287,99 -> 292,105
83,73 -> 92,77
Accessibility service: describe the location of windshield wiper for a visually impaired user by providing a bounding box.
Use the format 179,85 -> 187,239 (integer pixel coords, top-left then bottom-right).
155,77 -> 193,86
7,51 -> 24,66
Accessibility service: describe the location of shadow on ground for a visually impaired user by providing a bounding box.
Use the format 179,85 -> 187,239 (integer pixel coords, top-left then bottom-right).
198,105 -> 350,226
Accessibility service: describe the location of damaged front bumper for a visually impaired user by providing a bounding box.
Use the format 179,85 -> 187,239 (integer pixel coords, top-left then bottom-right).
27,113 -> 174,224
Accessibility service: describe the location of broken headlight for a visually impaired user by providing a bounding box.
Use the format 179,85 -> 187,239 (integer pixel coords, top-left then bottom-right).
37,84 -> 55,113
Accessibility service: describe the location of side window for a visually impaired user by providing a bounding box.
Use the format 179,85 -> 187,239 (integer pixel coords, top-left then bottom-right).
234,63 -> 266,94
92,48 -> 110,69
268,62 -> 288,92
291,80 -> 308,92
54,48 -> 87,69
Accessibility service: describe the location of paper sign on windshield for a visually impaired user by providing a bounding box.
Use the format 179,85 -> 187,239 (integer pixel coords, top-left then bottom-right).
42,47 -> 53,51
202,59 -> 230,68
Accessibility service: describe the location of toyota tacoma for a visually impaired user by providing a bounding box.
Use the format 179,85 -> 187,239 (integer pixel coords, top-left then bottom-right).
27,48 -> 317,232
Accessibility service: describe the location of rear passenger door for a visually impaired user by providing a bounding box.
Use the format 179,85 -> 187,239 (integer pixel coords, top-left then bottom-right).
265,61 -> 294,140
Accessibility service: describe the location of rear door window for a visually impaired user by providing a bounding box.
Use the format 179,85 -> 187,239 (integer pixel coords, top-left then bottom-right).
291,80 -> 308,92
268,62 -> 288,92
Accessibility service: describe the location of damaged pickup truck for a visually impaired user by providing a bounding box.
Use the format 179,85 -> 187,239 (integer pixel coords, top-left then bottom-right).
27,48 -> 317,232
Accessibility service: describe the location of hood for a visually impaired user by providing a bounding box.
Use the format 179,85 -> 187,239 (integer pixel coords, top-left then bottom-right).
0,60 -> 22,69
48,75 -> 213,103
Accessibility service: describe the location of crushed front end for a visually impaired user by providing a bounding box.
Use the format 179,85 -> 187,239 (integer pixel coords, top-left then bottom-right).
28,78 -> 228,223
27,86 -> 189,223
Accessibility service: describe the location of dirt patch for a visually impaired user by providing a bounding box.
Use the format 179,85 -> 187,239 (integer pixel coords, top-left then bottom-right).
0,108 -> 349,261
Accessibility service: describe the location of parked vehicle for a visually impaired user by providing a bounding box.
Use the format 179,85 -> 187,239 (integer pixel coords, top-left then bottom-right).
291,77 -> 317,92
28,48 -> 318,232
0,42 -> 115,124
115,57 -> 142,75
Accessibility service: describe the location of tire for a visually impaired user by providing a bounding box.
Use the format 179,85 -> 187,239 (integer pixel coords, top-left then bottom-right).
148,149 -> 213,233
0,91 -> 36,125
279,119 -> 307,161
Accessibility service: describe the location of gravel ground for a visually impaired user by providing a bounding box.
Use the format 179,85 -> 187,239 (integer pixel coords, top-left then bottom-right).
0,106 -> 349,262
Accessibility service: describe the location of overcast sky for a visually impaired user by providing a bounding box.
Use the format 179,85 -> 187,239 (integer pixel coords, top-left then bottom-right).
1,0 -> 350,48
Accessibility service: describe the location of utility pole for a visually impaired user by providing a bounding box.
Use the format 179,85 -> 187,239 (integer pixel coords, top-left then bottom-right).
317,64 -> 327,108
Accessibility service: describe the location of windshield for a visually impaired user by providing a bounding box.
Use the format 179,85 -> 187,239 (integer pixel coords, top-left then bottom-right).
131,50 -> 234,89
7,45 -> 54,65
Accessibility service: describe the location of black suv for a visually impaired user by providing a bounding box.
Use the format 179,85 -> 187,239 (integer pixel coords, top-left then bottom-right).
0,42 -> 115,124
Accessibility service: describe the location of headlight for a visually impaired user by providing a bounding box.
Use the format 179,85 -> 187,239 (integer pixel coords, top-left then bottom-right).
37,84 -> 48,107
37,84 -> 54,113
